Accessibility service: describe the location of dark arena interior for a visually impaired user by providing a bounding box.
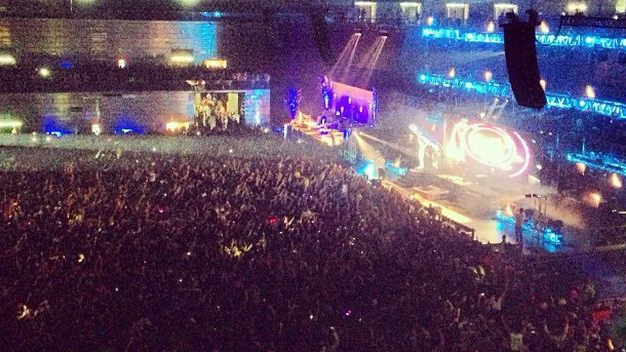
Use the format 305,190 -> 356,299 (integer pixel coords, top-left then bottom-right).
2,1 -> 626,351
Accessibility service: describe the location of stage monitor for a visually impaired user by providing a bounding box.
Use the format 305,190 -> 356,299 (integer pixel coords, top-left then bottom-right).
330,81 -> 375,125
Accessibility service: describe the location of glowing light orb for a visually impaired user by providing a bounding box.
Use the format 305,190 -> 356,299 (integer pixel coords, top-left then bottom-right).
585,192 -> 602,208
447,121 -> 531,177
0,54 -> 16,66
484,70 -> 493,82
177,0 -> 201,6
38,67 -> 51,78
611,173 -> 622,189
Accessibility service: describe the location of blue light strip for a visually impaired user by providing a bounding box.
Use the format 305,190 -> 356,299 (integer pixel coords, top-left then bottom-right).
421,27 -> 626,50
422,28 -> 504,44
417,73 -> 626,119
384,160 -> 408,176
495,212 -> 562,244
418,73 -> 510,97
566,152 -> 626,177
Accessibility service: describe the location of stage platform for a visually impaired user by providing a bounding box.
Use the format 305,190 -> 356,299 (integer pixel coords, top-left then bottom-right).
388,169 -> 592,254
291,117 -> 346,147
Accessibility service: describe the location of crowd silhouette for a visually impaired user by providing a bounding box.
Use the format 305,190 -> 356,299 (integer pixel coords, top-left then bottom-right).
0,134 -> 618,351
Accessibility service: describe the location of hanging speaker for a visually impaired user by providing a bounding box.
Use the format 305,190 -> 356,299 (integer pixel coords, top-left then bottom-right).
502,20 -> 546,109
310,10 -> 332,64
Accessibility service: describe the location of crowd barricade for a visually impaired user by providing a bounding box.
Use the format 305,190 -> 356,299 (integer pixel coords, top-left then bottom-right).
439,214 -> 476,240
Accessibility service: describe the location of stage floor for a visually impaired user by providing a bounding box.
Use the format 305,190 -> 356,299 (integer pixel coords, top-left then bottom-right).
384,170 -> 592,255
291,119 -> 346,147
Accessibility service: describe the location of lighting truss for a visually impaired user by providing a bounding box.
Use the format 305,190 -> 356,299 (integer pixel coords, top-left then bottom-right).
421,27 -> 626,50
417,73 -> 626,119
567,152 -> 626,177
561,15 -> 626,29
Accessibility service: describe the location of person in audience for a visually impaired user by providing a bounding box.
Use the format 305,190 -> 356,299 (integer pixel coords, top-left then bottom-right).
515,207 -> 525,246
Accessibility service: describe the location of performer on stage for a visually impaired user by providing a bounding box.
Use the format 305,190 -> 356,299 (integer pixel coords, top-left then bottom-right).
514,208 -> 524,246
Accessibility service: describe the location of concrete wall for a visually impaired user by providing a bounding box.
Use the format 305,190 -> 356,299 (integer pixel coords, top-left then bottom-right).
0,18 -> 217,65
2,0 -> 622,20
0,17 -> 326,122
0,89 -> 270,133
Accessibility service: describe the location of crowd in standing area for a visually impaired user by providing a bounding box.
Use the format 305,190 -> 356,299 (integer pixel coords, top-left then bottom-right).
0,134 -> 618,351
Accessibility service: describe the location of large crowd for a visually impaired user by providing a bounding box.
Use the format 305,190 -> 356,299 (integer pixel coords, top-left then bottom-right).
0,135 -> 620,351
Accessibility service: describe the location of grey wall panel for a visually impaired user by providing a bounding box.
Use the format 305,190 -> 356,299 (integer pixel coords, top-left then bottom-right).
0,18 -> 218,64
0,90 -> 270,133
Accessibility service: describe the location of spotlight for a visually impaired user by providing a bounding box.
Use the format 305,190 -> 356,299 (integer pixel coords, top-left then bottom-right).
0,54 -> 16,66
91,123 -> 101,136
38,67 -> 51,78
586,192 -> 602,208
178,0 -> 200,6
378,30 -> 389,37
484,70 -> 493,82
611,173 -> 622,189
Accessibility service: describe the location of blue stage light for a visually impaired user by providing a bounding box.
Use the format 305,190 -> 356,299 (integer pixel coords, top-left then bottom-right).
421,26 -> 626,50
543,228 -> 563,244
59,60 -> 74,70
384,160 -> 408,176
42,115 -> 74,136
285,87 -> 301,120
356,160 -> 378,180
113,116 -> 145,135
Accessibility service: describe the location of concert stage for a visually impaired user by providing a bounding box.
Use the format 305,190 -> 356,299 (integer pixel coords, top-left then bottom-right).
389,169 -> 589,253
294,96 -> 596,255
292,78 -> 378,148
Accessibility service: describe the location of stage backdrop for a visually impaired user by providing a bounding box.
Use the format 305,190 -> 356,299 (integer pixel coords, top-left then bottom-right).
330,81 -> 374,124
